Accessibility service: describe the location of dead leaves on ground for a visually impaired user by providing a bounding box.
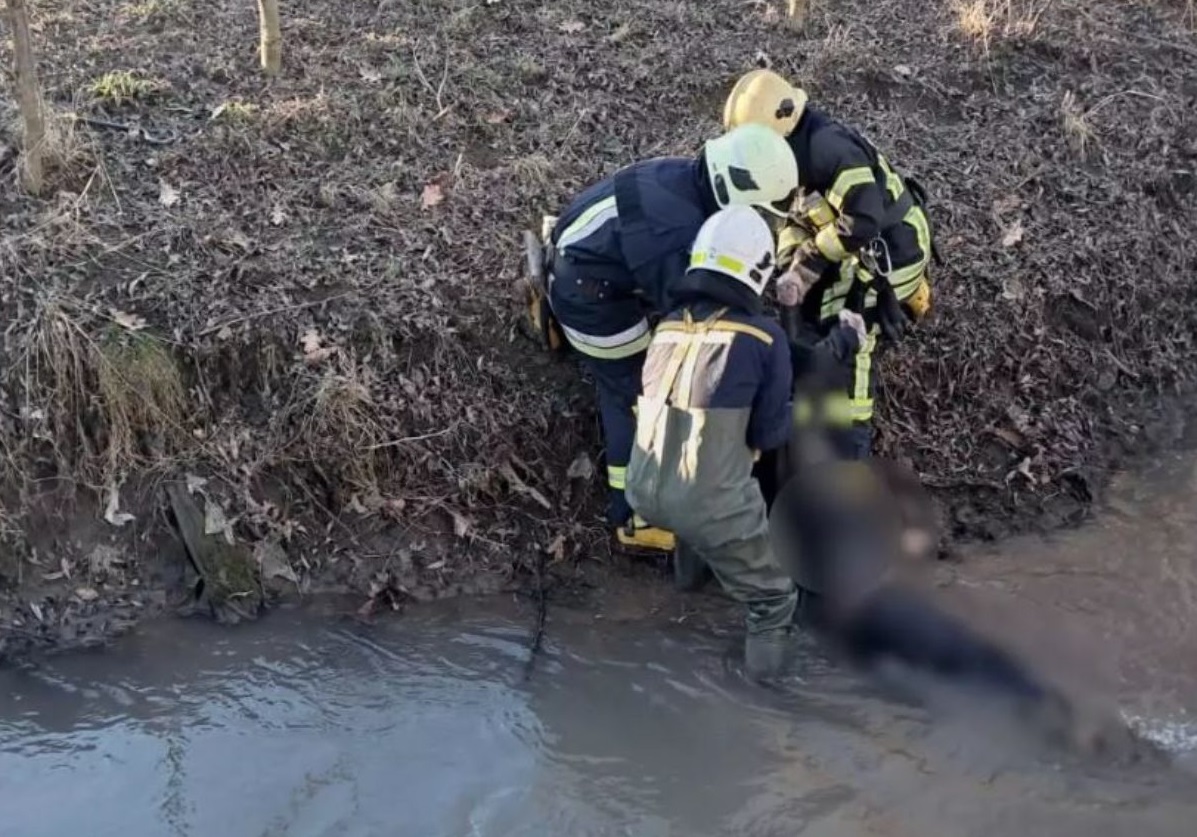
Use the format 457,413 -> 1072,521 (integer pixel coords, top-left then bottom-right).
421,180 -> 446,209
158,179 -> 181,208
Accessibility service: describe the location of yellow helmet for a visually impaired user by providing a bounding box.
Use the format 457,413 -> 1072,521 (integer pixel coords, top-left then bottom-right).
722,69 -> 809,136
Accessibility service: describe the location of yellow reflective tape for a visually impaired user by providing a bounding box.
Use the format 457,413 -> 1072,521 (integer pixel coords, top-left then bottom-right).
690,251 -> 747,275
877,155 -> 904,200
563,328 -> 652,360
887,206 -> 933,299
710,320 -> 773,345
777,224 -> 812,268
849,400 -> 875,422
607,465 -> 627,490
805,195 -> 836,228
656,319 -> 773,346
794,393 -> 855,426
853,331 -> 878,410
557,195 -> 618,249
827,167 -> 876,212
815,225 -> 849,262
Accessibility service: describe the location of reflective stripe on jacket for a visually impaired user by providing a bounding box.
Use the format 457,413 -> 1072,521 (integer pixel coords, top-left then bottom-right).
551,157 -> 719,315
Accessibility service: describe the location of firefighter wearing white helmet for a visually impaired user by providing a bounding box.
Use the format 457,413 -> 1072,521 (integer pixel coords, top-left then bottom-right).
624,206 -> 802,682
518,126 -> 798,554
724,68 -> 937,461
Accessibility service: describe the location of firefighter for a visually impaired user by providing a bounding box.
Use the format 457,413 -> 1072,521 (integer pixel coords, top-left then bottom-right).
723,69 -> 936,459
625,205 -> 863,681
527,124 -> 799,552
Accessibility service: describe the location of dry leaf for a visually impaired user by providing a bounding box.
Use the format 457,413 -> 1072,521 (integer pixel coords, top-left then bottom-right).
499,463 -> 553,510
990,427 -> 1026,450
566,452 -> 595,481
104,481 -> 136,528
203,500 -> 235,546
158,179 -> 181,208
546,534 -> 567,564
450,510 -> 473,538
559,20 -> 586,33
111,309 -> 148,331
75,587 -> 100,603
421,182 -> 445,209
186,473 -> 209,494
227,230 -> 252,252
299,328 -> 335,364
1001,218 -> 1025,248
255,540 -> 299,585
88,545 -> 124,575
1000,277 -> 1026,301
609,22 -> 635,42
300,328 -> 323,354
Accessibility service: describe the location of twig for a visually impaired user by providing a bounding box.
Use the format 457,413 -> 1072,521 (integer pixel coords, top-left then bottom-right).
411,45 -> 453,120
198,292 -> 354,336
365,425 -> 456,450
521,545 -> 548,682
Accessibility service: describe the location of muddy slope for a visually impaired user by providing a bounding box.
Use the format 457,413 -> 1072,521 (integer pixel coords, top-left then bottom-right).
1,0 -> 1195,655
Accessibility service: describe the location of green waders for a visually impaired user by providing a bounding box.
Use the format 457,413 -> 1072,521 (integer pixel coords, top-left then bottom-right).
625,311 -> 798,638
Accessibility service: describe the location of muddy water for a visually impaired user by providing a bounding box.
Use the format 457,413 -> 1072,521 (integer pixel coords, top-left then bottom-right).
2,457 -> 1197,836
948,448 -> 1197,754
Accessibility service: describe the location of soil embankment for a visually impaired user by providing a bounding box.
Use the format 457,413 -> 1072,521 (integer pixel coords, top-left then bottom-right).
1,0 -> 1195,656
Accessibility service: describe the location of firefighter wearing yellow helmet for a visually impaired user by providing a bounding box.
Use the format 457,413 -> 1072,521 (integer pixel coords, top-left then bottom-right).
724,69 -> 937,460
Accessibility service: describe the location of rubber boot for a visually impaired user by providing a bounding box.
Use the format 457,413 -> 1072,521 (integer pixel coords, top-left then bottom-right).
615,516 -> 676,553
744,627 -> 794,683
672,541 -> 712,592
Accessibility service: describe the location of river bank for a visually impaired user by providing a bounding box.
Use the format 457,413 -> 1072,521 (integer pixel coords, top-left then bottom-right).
3,0 -> 1196,659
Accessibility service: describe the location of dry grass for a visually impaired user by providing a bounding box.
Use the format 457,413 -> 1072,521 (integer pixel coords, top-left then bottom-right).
210,101 -> 257,124
1060,90 -> 1096,155
297,368 -> 389,497
19,304 -> 186,484
87,71 -> 161,105
954,0 -> 1051,51
94,329 -> 187,475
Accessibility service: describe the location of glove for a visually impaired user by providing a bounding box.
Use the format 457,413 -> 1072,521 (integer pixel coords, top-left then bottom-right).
903,276 -> 932,322
776,270 -> 813,308
793,245 -> 832,291
837,309 -> 867,346
874,276 -> 911,343
777,224 -> 814,270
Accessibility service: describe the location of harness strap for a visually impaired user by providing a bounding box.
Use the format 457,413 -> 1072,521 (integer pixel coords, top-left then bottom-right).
640,308 -> 728,431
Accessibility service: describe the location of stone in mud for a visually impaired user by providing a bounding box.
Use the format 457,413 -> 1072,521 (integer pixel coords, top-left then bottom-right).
166,484 -> 262,625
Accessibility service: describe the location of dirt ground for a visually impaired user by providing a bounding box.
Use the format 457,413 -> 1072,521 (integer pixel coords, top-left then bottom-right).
1,0 -> 1195,658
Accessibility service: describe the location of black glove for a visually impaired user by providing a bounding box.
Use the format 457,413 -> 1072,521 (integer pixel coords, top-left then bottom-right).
874,277 -> 911,343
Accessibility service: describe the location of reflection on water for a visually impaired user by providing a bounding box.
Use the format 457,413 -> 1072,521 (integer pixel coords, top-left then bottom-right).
1,595 -> 1195,837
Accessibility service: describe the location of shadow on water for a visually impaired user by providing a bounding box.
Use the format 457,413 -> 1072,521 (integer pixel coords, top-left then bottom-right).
1,454 -> 1197,836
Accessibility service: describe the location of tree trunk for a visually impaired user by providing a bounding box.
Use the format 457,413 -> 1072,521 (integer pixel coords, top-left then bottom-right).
787,0 -> 810,29
5,0 -> 46,194
257,0 -> 281,76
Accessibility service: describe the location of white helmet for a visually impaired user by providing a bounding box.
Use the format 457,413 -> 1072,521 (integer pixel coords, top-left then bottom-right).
703,123 -> 798,217
688,205 -> 777,296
